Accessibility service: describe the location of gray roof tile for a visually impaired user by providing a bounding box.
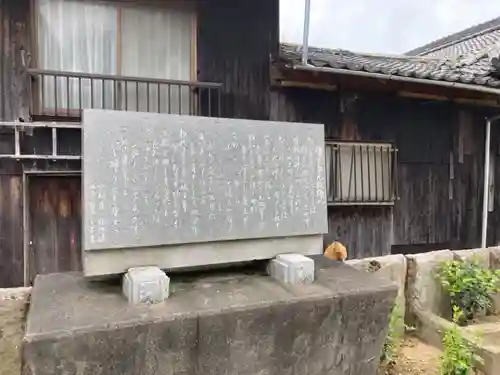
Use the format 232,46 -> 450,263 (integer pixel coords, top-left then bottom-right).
406,17 -> 500,57
279,43 -> 500,90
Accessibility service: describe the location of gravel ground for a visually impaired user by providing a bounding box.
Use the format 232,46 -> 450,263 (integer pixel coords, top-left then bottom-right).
0,288 -> 30,375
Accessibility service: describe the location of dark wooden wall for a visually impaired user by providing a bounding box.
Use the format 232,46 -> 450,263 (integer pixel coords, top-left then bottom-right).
0,0 -> 31,287
0,0 -> 495,284
197,0 -> 279,120
0,176 -> 23,287
28,176 -> 81,284
0,0 -> 281,287
0,0 -> 31,122
0,0 -> 82,287
270,87 -> 496,257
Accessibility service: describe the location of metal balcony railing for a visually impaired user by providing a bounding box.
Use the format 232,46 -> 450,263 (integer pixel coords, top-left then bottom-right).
325,141 -> 399,205
28,69 -> 222,121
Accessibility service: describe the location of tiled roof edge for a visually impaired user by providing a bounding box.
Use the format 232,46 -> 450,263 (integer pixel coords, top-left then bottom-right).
406,16 -> 500,56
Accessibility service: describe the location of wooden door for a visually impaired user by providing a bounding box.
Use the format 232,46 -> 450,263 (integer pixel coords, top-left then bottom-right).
28,176 -> 82,284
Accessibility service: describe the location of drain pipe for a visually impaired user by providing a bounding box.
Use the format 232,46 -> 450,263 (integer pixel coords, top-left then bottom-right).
481,114 -> 500,248
301,0 -> 311,65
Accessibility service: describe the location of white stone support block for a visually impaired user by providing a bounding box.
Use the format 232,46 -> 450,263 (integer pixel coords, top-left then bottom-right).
268,254 -> 315,285
122,266 -> 170,305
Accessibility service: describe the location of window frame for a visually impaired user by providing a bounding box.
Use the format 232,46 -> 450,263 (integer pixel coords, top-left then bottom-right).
325,140 -> 399,206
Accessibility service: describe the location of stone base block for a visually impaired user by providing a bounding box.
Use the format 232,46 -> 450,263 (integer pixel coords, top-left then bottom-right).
268,254 -> 315,285
23,266 -> 397,375
122,266 -> 170,305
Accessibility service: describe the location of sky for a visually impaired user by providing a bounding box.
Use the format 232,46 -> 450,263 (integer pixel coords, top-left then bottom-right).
280,0 -> 500,54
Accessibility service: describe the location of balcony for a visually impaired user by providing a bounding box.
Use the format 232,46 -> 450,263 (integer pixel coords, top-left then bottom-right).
325,141 -> 399,205
28,69 -> 223,121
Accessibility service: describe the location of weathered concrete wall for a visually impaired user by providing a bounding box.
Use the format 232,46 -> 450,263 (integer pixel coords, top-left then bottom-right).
402,247 -> 500,375
347,254 -> 406,309
347,254 -> 407,336
406,250 -> 455,324
0,288 -> 30,375
453,247 -> 491,268
2,247 -> 498,375
23,262 -> 397,375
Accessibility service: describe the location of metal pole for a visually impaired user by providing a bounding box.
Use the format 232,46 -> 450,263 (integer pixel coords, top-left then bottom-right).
481,118 -> 491,248
301,0 -> 311,65
481,114 -> 500,248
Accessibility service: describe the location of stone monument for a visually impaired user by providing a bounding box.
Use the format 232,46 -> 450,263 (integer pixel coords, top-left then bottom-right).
81,109 -> 328,296
22,110 -> 397,375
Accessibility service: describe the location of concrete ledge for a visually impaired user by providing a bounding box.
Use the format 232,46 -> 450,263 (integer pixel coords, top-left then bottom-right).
489,247 -> 500,269
347,254 -> 406,307
23,266 -> 396,375
83,234 -> 323,277
406,250 -> 454,325
406,248 -> 500,375
415,308 -> 500,375
453,248 -> 491,268
347,254 -> 406,336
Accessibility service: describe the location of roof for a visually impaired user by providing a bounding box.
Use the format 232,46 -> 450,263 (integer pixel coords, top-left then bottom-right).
278,42 -> 500,90
406,16 -> 500,58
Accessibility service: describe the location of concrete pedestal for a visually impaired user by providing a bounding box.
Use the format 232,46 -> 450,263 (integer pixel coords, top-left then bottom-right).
23,260 -> 397,375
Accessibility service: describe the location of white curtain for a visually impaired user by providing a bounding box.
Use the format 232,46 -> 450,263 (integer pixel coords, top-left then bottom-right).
36,0 -> 193,114
37,0 -> 117,112
120,6 -> 193,114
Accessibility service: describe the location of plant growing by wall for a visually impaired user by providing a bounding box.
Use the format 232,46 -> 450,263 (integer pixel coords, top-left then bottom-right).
436,259 -> 500,323
440,306 -> 483,375
380,302 -> 404,365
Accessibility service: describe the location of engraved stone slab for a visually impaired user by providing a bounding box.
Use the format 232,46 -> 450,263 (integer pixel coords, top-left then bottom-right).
82,109 -> 328,253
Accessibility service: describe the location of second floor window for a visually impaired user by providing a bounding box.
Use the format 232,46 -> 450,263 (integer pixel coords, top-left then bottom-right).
35,0 -> 196,115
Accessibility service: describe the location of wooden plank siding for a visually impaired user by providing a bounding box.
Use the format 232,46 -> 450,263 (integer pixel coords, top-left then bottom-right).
327,206 -> 394,259
0,0 -> 31,122
269,87 -> 496,256
0,0 -> 282,287
0,0 -> 31,287
0,0 -> 83,286
28,176 -> 81,284
0,175 -> 23,287
0,0 -> 498,285
197,0 -> 279,120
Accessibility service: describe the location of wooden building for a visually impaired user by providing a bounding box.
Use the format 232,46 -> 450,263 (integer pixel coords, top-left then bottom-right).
1,0 -> 500,287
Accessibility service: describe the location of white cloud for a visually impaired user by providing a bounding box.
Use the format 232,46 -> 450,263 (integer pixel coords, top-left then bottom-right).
280,0 -> 500,53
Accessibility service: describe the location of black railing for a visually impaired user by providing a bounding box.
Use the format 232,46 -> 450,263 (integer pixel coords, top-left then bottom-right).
28,69 -> 222,120
325,141 -> 398,205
